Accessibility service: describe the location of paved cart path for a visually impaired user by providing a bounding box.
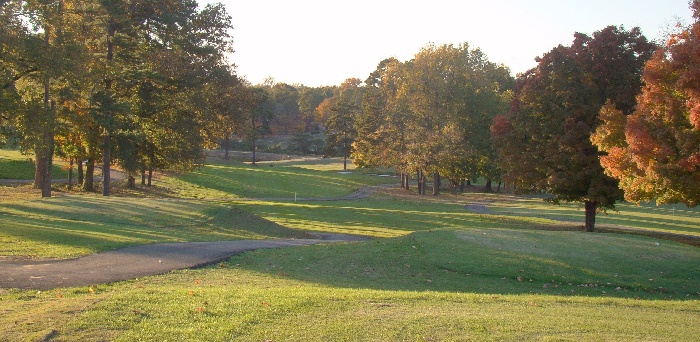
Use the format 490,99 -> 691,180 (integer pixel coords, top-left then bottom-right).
0,234 -> 366,291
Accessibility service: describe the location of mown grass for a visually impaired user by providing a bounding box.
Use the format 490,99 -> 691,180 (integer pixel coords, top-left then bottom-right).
0,149 -> 69,179
159,158 -> 391,199
0,197 -> 306,258
2,269 -> 697,341
1,153 -> 699,340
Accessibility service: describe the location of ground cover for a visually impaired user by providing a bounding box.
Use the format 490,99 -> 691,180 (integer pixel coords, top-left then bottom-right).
0,153 -> 698,340
0,197 -> 305,259
0,149 -> 68,180
158,157 -> 391,199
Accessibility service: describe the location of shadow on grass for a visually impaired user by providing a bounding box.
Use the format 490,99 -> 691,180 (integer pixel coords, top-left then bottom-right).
0,196 -> 306,258
228,227 -> 700,301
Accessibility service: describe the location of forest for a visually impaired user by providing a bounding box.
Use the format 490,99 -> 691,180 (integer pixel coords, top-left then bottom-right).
3,0 -> 700,232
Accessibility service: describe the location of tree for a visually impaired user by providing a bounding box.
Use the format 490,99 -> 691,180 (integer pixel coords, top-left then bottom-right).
400,43 -> 512,195
592,4 -> 700,207
269,83 -> 302,134
493,26 -> 656,232
1,0 -> 86,197
324,78 -> 362,170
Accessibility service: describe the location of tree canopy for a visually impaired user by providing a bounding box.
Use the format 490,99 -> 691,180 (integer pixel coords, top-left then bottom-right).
493,26 -> 657,232
592,4 -> 700,207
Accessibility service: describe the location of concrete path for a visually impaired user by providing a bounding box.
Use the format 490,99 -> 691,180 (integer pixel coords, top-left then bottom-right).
0,235 -> 366,291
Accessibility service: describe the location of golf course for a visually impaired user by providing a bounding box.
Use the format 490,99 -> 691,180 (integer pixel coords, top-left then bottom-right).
1,150 -> 698,341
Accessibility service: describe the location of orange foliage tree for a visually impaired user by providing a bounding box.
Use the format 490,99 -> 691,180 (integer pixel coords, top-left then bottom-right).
493,26 -> 656,232
592,2 -> 700,207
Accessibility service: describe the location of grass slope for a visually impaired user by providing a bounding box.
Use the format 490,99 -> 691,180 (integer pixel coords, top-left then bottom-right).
0,149 -> 68,180
0,197 -> 305,258
1,154 -> 699,340
161,158 -> 391,199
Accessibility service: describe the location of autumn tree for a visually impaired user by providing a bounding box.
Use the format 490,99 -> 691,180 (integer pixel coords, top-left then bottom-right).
324,78 -> 363,170
400,43 -> 512,195
592,4 -> 700,207
269,83 -> 302,134
493,26 -> 656,232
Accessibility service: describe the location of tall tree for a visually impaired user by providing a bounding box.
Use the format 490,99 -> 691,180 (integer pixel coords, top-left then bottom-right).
493,26 -> 656,232
325,78 -> 362,170
592,3 -> 700,207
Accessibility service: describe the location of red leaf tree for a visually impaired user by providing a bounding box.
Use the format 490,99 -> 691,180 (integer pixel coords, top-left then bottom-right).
493,26 -> 656,232
593,2 -> 700,207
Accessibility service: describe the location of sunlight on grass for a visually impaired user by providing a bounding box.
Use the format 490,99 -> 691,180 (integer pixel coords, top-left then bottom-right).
164,160 -> 391,199
1,154 -> 700,340
234,197 -> 498,238
0,196 -> 305,258
482,195 -> 700,237
0,149 -> 69,179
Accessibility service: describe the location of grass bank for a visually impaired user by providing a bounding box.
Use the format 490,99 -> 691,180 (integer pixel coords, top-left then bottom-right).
1,153 -> 699,340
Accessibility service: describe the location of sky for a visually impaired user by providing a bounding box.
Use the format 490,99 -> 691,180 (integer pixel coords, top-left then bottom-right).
202,0 -> 695,87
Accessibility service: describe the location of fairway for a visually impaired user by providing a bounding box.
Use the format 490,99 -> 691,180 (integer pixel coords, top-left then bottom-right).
0,153 -> 699,340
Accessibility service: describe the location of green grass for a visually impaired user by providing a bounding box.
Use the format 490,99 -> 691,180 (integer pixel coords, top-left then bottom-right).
160,158 -> 391,199
2,245 -> 698,340
0,149 -> 69,180
481,193 -> 700,237
0,196 -> 306,258
1,155 -> 699,340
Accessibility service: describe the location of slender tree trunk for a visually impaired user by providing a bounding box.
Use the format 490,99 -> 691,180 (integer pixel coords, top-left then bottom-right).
417,170 -> 423,195
223,135 -> 230,160
68,158 -> 73,190
432,172 -> 440,196
141,164 -> 146,185
584,200 -> 597,232
41,148 -> 52,198
484,179 -> 492,192
102,141 -> 110,196
147,167 -> 153,186
84,158 -> 95,192
251,138 -> 257,165
342,131 -> 348,171
34,150 -> 45,190
127,174 -> 135,188
102,16 -> 115,197
497,181 -> 501,192
460,180 -> 465,193
40,76 -> 54,198
77,159 -> 83,186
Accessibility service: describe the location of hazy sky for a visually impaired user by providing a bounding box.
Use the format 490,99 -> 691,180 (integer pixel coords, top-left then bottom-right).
203,0 -> 694,87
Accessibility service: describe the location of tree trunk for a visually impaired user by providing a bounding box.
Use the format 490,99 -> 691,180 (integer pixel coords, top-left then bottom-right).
102,16 -> 115,197
497,181 -> 502,192
147,167 -> 153,186
223,136 -> 230,160
41,149 -> 52,198
584,200 -> 597,232
141,164 -> 146,185
417,170 -> 423,195
460,180 -> 465,193
404,173 -> 409,190
34,150 -> 46,190
484,179 -> 492,192
77,160 -> 83,186
102,136 -> 110,196
342,131 -> 348,171
251,138 -> 257,165
68,158 -> 73,190
127,174 -> 135,188
432,172 -> 440,196
84,158 -> 95,192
